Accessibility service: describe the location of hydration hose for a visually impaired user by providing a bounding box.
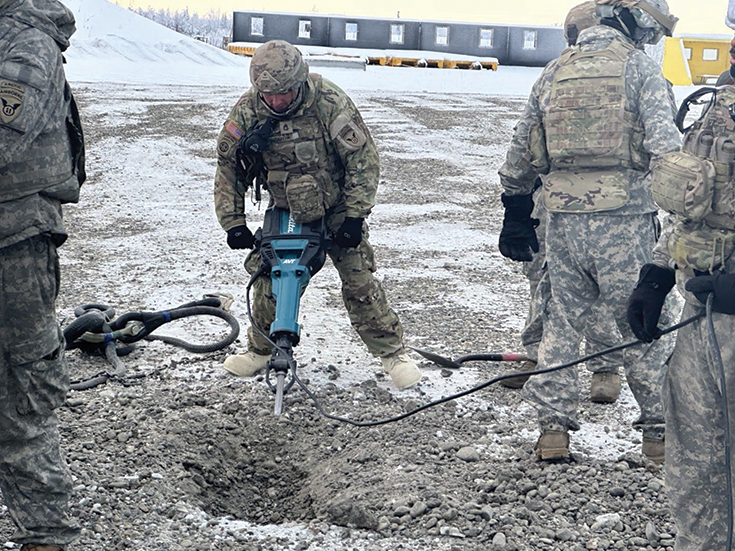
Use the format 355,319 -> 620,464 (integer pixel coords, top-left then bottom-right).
65,294 -> 240,390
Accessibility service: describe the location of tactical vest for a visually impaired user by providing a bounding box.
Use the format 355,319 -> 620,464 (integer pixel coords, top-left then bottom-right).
657,85 -> 735,273
254,75 -> 343,222
0,24 -> 82,204
542,39 -> 648,212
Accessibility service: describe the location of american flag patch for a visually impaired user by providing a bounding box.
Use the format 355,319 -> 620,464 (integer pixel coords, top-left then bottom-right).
225,121 -> 244,139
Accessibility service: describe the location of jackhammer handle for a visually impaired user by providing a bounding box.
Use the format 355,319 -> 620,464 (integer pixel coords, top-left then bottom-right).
457,353 -> 530,364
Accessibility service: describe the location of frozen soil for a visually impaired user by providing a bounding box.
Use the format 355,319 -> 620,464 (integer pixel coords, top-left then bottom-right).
0,82 -> 677,550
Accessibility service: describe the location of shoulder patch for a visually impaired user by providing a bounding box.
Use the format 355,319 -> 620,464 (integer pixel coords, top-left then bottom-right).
329,111 -> 367,152
0,80 -> 25,125
225,121 -> 244,140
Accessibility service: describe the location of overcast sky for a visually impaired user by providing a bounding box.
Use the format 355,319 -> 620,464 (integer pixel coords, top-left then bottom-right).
117,0 -> 731,36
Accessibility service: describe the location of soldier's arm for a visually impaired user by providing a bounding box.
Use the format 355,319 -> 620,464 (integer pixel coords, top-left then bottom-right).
0,31 -> 63,167
323,87 -> 379,219
214,94 -> 257,231
651,213 -> 675,269
637,57 -> 681,158
498,64 -> 555,196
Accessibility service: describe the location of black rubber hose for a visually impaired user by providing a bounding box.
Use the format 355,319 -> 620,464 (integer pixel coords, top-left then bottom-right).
63,310 -> 107,348
143,306 -> 240,353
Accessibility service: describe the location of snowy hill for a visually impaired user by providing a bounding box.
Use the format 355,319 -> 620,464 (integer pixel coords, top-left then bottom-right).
63,0 -> 249,85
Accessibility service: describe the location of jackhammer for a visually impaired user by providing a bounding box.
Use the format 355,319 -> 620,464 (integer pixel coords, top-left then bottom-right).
248,206 -> 331,414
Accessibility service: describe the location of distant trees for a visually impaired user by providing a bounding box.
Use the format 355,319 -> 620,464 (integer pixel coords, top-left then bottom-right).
129,7 -> 233,49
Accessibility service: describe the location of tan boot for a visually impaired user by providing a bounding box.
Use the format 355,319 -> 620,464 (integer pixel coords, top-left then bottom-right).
535,430 -> 570,461
381,350 -> 421,389
642,437 -> 665,465
20,545 -> 65,551
590,372 -> 621,403
500,360 -> 537,389
223,351 -> 270,377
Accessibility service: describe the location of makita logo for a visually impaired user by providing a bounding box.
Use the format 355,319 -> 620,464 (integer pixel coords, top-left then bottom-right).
287,214 -> 296,234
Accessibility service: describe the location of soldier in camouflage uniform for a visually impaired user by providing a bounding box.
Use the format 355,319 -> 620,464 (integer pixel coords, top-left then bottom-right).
626,5 -> 735,546
504,2 -> 627,404
498,0 -> 680,462
0,0 -> 84,549
214,40 -> 421,389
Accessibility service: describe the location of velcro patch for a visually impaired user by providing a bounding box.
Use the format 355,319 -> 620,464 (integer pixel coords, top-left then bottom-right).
225,120 -> 244,139
0,80 -> 25,125
337,122 -> 366,151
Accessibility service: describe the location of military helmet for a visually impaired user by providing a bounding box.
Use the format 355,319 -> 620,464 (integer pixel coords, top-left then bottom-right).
249,40 -> 309,95
564,1 -> 600,46
596,0 -> 678,45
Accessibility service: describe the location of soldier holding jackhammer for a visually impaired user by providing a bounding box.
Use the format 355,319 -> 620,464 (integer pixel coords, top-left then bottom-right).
0,0 -> 85,549
214,40 -> 422,390
626,4 -> 735,548
502,1 -> 628,405
498,0 -> 680,462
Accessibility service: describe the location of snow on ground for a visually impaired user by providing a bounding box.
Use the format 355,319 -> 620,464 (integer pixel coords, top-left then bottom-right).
12,1 -> 710,549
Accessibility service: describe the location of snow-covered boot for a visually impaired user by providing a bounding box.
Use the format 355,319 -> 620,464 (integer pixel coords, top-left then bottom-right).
590,372 -> 621,403
535,430 -> 570,461
500,360 -> 536,389
223,351 -> 270,377
381,350 -> 421,389
642,437 -> 665,465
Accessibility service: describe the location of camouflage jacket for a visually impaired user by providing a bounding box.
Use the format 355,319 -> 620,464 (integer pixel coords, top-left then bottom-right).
214,74 -> 380,231
498,25 -> 680,215
0,0 -> 79,249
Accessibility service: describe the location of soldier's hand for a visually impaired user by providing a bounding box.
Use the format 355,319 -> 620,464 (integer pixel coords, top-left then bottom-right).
626,264 -> 676,342
685,272 -> 735,315
498,193 -> 539,262
335,217 -> 364,248
226,225 -> 255,249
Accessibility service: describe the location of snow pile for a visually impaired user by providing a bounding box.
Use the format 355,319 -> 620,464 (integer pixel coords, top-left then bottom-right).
63,0 -> 248,85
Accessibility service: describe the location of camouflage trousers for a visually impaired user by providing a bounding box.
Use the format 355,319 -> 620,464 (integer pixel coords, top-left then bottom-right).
244,223 -> 404,357
664,301 -> 735,551
0,235 -> 79,545
521,197 -> 623,371
522,213 -> 675,439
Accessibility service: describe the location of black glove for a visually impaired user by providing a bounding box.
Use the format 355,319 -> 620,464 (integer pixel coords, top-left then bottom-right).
498,193 -> 540,262
626,263 -> 676,342
685,272 -> 735,315
334,217 -> 363,248
226,225 -> 255,249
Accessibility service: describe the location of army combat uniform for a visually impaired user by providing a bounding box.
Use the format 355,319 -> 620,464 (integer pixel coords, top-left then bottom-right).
499,25 -> 680,445
646,83 -> 735,550
215,73 -> 404,358
0,0 -> 83,546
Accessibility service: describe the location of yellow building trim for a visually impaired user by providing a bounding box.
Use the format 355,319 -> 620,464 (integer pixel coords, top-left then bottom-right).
668,37 -> 730,85
663,37 -> 692,86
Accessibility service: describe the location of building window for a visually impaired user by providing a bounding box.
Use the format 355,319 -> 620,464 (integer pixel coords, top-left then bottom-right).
523,30 -> 538,50
345,22 -> 358,41
703,48 -> 719,61
390,23 -> 405,44
298,20 -> 311,39
251,17 -> 264,36
684,47 -> 692,60
435,26 -> 449,46
479,28 -> 494,48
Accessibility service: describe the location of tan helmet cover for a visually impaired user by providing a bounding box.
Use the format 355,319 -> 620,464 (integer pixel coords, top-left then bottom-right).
249,40 -> 309,95
564,1 -> 600,45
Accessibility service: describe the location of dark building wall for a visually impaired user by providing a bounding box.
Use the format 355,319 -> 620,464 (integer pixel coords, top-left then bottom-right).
232,11 -> 566,67
419,22 -> 511,64
327,17 -> 421,50
507,27 -> 568,66
233,12 -> 330,46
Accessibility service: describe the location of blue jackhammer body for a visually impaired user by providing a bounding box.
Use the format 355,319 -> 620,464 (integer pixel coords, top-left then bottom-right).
258,206 -> 329,349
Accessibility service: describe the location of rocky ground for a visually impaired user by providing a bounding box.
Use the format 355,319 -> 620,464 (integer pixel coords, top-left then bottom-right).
0,82 -> 678,551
